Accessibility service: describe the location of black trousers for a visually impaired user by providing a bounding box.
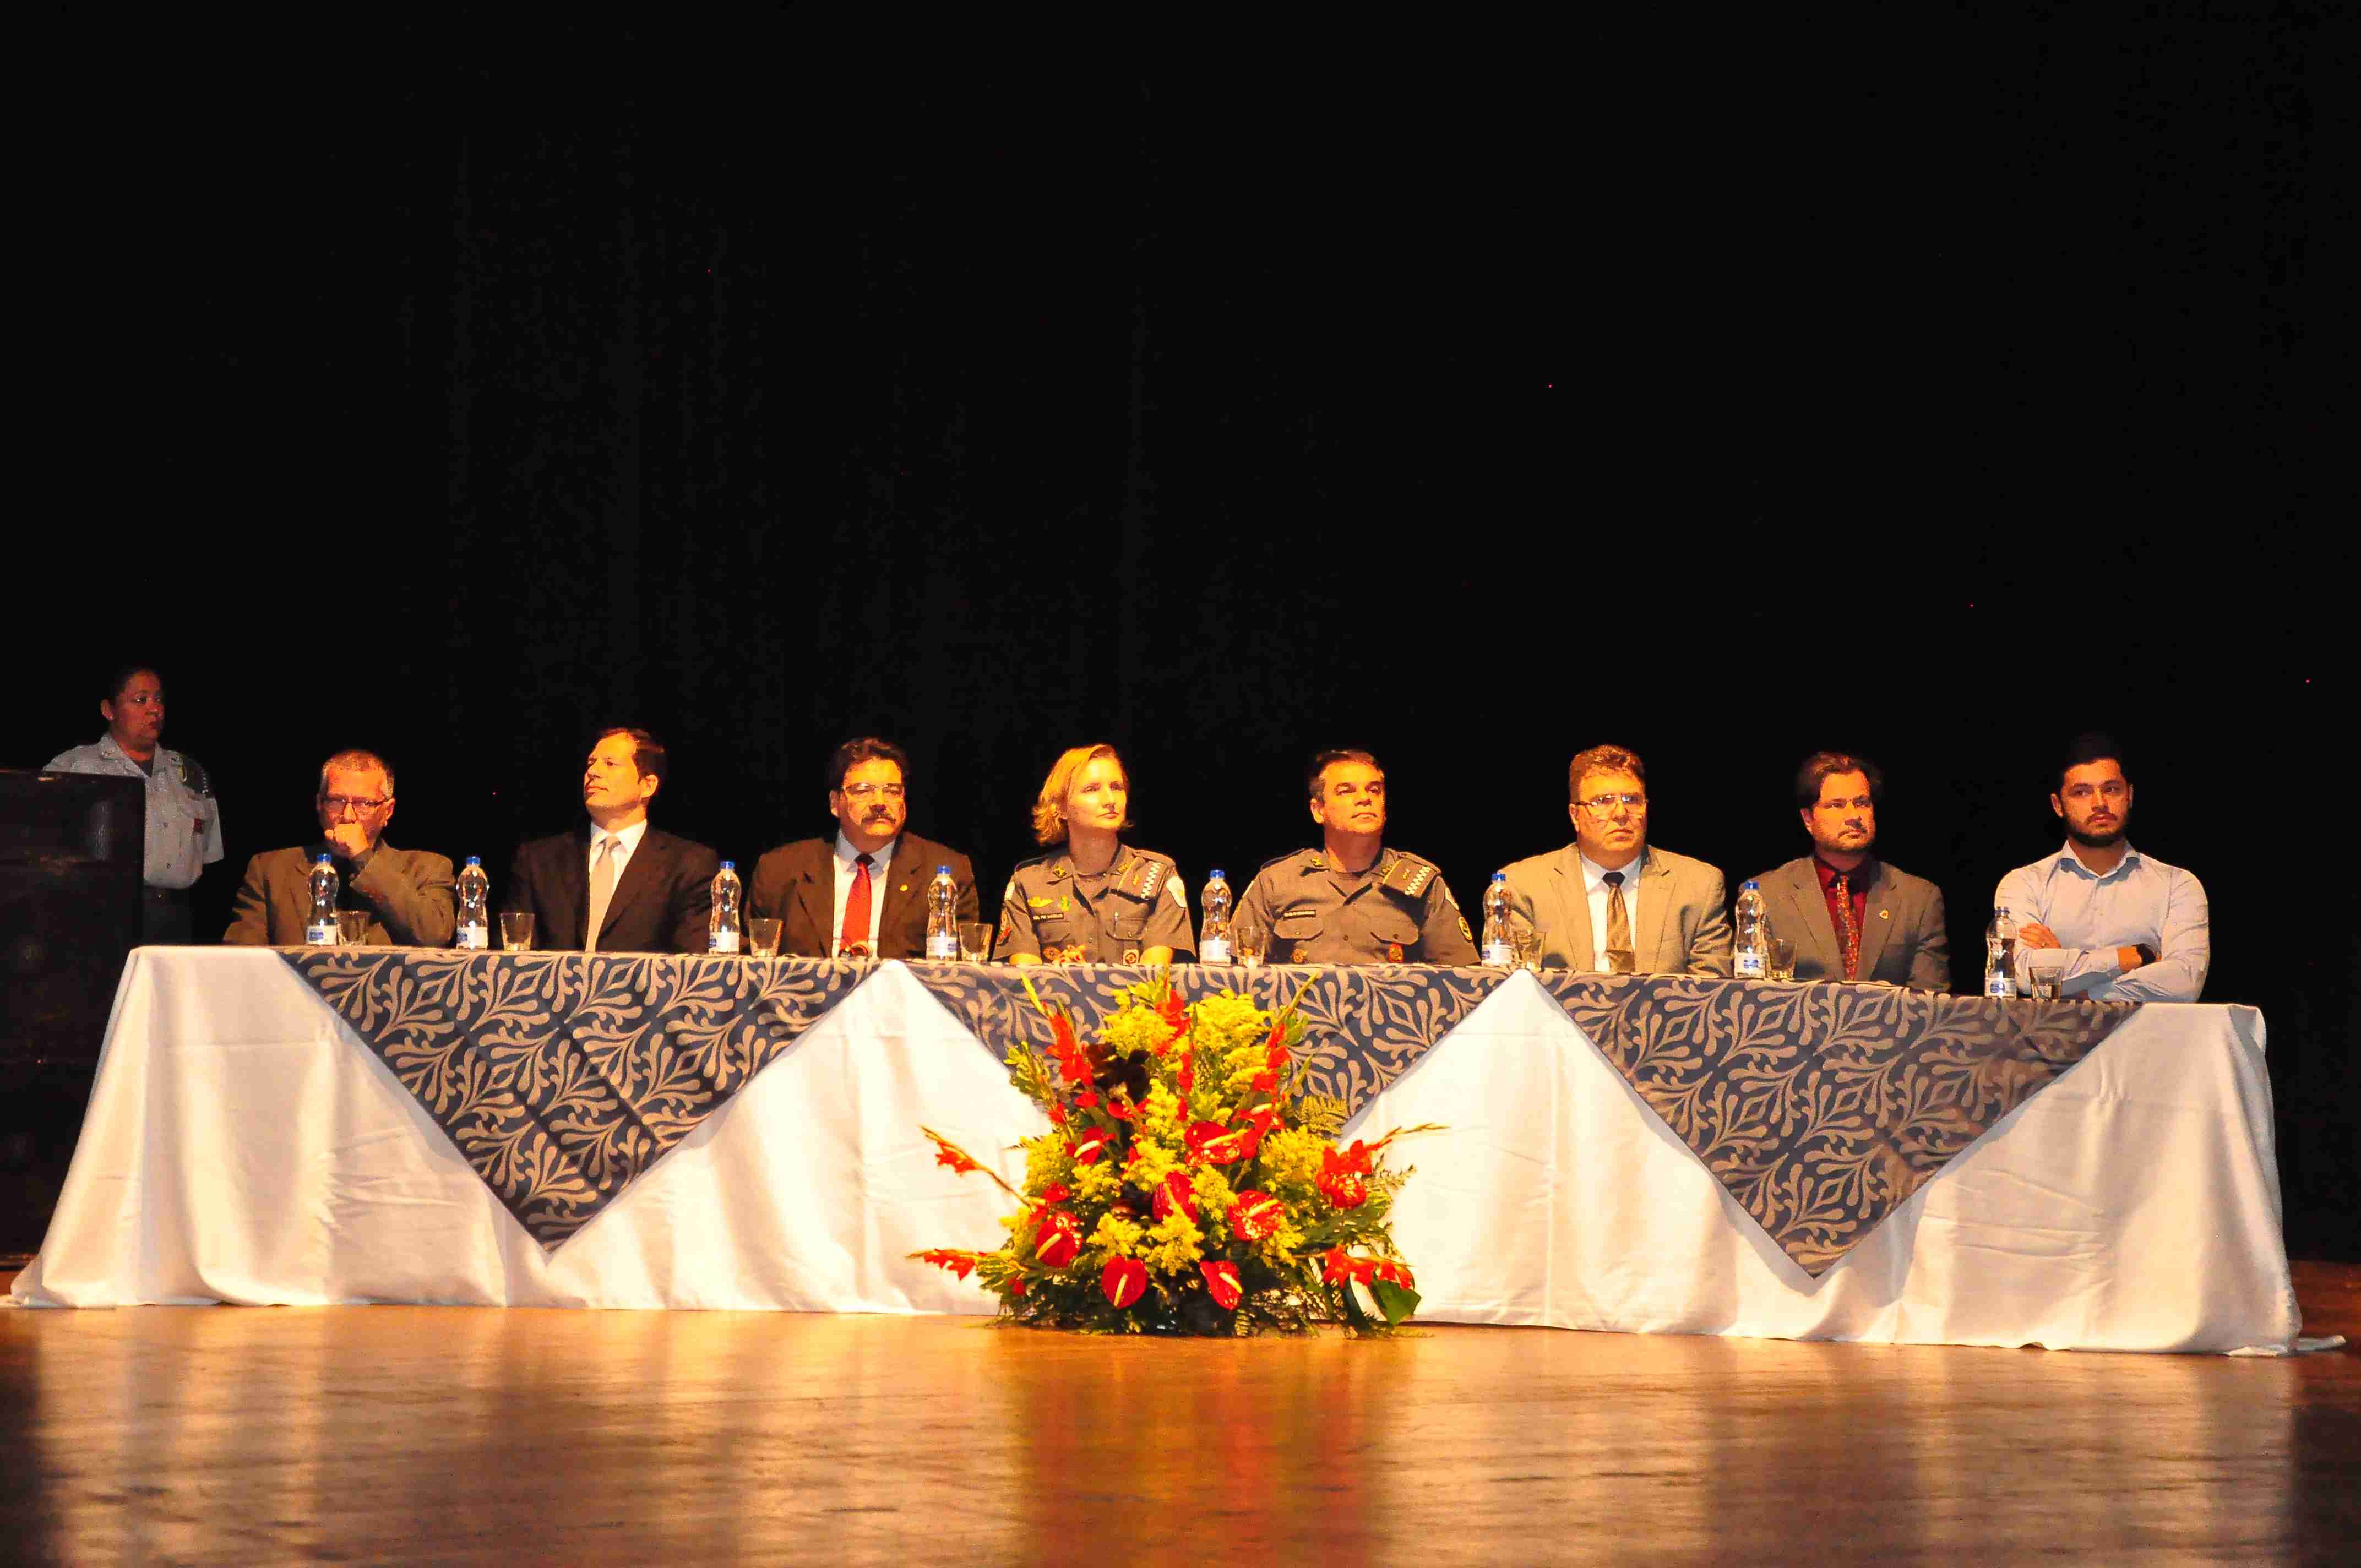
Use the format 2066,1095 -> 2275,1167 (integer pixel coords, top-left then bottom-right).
140,888 -> 195,945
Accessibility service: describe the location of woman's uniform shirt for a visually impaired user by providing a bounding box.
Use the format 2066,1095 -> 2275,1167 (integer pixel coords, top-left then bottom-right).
995,844 -> 1193,963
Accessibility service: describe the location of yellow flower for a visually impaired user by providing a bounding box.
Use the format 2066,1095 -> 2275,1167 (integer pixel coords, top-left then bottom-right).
1124,1135 -> 1180,1196
1139,1208 -> 1207,1275
1256,1128 -> 1325,1201
1071,1159 -> 1122,1205
1022,1133 -> 1075,1194
1190,1164 -> 1241,1219
1100,1006 -> 1173,1061
1088,1211 -> 1146,1261
1139,1081 -> 1185,1142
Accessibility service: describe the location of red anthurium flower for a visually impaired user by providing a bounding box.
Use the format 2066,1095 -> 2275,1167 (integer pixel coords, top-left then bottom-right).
1317,1145 -> 1372,1209
1009,1278 -> 1027,1297
1102,1255 -> 1148,1309
1154,1171 -> 1199,1224
1106,1096 -> 1136,1121
1034,1209 -> 1081,1269
1038,1183 -> 1071,1205
1075,1089 -> 1100,1109
1190,1123 -> 1254,1163
1200,1259 -> 1242,1310
1231,1190 -> 1283,1241
1237,1103 -> 1280,1138
1183,1121 -> 1229,1161
1073,1129 -> 1114,1166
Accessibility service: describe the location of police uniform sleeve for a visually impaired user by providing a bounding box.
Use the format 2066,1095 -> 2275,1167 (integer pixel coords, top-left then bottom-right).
1140,862 -> 1194,958
994,876 -> 1041,960
1418,872 -> 1479,965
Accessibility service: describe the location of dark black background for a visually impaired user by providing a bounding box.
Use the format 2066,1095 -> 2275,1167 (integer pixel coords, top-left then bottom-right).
15,15 -> 2353,1255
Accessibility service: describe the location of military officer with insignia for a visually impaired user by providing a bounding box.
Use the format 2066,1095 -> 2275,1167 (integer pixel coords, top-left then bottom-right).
1236,748 -> 1478,966
998,744 -> 1193,965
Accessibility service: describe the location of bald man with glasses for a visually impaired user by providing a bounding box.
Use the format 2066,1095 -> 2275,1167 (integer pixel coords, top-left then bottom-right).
223,749 -> 456,946
1498,744 -> 1732,976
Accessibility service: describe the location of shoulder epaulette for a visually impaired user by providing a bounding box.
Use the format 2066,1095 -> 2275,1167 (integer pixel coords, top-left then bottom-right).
1379,852 -> 1441,898
1117,851 -> 1174,901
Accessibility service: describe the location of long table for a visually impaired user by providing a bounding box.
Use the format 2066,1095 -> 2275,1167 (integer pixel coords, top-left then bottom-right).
9,949 -> 2301,1353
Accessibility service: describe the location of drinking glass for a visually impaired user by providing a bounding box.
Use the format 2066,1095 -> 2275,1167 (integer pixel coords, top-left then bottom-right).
1766,936 -> 1796,982
1513,919 -> 1548,972
335,911 -> 370,946
499,912 -> 535,951
958,921 -> 993,963
1232,916 -> 1268,968
748,918 -> 783,958
2025,960 -> 2065,1000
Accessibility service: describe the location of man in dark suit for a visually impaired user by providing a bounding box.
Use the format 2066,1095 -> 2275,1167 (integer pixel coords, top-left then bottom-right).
1750,750 -> 1950,990
748,736 -> 980,959
504,727 -> 721,954
224,748 -> 455,946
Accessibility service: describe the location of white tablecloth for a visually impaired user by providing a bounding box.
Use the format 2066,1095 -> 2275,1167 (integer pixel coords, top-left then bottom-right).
11,952 -> 2301,1353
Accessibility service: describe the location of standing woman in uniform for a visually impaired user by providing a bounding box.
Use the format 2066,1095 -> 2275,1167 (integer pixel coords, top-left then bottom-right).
996,744 -> 1194,965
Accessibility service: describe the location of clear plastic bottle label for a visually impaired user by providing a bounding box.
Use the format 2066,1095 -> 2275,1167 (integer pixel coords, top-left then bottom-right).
925,933 -> 958,960
1483,941 -> 1515,967
1985,973 -> 2016,998
306,923 -> 338,946
456,924 -> 487,950
1734,950 -> 1765,978
1199,937 -> 1231,963
710,932 -> 741,954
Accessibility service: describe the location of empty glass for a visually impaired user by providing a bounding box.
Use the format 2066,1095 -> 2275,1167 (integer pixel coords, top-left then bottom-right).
748,917 -> 784,958
1766,936 -> 1796,982
1232,916 -> 1268,968
499,912 -> 535,951
1513,919 -> 1548,973
958,921 -> 993,963
2025,960 -> 2066,1000
335,911 -> 370,946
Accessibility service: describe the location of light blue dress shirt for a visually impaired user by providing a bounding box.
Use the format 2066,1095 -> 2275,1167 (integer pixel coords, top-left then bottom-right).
45,735 -> 225,890
1994,842 -> 2209,1002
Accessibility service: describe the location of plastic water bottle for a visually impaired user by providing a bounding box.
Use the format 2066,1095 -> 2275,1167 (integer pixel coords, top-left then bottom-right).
925,866 -> 960,959
1199,869 -> 1232,963
1481,872 -> 1516,967
1984,906 -> 2017,998
709,861 -> 742,954
1733,880 -> 1767,978
455,856 -> 489,949
306,854 -> 340,946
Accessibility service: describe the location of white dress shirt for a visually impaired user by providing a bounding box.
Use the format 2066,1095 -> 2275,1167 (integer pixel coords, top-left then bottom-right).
831,832 -> 896,956
1994,841 -> 2210,1002
1579,847 -> 1648,972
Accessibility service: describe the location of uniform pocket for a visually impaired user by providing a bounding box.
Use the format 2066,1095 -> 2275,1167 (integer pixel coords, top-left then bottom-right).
1274,910 -> 1323,943
1366,908 -> 1422,950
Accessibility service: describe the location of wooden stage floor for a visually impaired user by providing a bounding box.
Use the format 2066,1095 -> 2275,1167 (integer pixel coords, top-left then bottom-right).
4,1263 -> 2357,1566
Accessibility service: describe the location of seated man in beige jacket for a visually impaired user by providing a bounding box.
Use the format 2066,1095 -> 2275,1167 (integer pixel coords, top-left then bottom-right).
1499,744 -> 1732,976
224,749 -> 456,946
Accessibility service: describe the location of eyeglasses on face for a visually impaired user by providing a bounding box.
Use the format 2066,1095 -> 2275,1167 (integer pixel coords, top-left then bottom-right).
319,795 -> 390,815
840,783 -> 906,801
1579,793 -> 1647,815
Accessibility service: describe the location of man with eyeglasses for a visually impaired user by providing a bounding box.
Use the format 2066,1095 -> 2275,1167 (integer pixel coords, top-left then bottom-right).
1994,733 -> 2208,1000
1747,752 -> 1950,989
1500,744 -> 1732,975
222,749 -> 456,946
749,736 -> 979,959
47,664 -> 224,944
1234,749 -> 1477,965
507,727 -> 721,952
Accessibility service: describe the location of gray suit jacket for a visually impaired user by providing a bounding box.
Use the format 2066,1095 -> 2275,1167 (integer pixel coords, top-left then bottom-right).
1500,843 -> 1733,976
224,841 -> 458,946
1754,856 -> 1951,992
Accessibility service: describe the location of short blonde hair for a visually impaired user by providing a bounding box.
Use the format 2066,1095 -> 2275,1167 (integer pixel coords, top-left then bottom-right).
1032,744 -> 1133,845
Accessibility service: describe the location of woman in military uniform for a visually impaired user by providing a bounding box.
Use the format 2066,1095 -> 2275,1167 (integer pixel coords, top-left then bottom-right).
996,744 -> 1194,966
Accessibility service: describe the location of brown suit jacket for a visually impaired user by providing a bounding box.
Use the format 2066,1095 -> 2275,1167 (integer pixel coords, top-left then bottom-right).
223,841 -> 457,946
1499,843 -> 1733,976
748,834 -> 980,959
1753,855 -> 1951,991
506,826 -> 721,954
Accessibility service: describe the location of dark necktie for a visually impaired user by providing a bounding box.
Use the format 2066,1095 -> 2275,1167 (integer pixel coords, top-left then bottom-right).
1602,870 -> 1635,974
1834,874 -> 1860,981
840,852 -> 875,956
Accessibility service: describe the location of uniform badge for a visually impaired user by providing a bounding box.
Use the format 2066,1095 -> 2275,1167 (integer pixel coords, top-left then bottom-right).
1877,909 -> 1890,921
1029,896 -> 1053,908
996,910 -> 1014,946
1121,946 -> 1141,964
1457,915 -> 1473,942
1293,942 -> 1313,962
1385,943 -> 1405,962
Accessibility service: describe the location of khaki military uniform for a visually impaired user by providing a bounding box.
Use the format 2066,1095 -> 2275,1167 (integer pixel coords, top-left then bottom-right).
995,844 -> 1194,964
1237,846 -> 1477,966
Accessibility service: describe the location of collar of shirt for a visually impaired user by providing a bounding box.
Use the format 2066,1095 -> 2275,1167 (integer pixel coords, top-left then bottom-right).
1813,855 -> 1878,893
590,818 -> 650,873
835,831 -> 897,876
2054,840 -> 2143,884
1578,847 -> 1647,894
96,734 -> 169,777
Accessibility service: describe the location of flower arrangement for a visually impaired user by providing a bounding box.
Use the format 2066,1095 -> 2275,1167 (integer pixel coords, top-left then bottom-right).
915,974 -> 1431,1335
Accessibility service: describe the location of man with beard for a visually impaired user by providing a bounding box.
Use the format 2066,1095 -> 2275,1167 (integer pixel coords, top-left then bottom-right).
223,749 -> 455,946
47,665 -> 223,943
749,737 -> 979,959
1995,733 -> 2209,1001
1499,743 -> 1732,975
505,727 -> 721,952
1234,749 -> 1477,965
1747,752 -> 1950,989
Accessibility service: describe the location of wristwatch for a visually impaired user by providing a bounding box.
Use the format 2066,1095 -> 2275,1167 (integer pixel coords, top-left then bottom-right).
2133,943 -> 2158,966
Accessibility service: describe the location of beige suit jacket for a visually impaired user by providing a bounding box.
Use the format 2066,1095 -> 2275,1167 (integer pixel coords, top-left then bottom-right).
224,842 -> 458,946
1500,843 -> 1733,976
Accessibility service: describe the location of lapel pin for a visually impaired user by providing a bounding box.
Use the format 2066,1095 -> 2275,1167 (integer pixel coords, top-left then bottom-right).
1878,909 -> 1890,921
898,884 -> 910,894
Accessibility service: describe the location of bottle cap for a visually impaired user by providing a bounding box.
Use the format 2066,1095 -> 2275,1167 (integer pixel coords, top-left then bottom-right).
1743,880 -> 1759,890
1492,870 -> 1507,881
317,853 -> 333,864
1209,869 -> 1225,880
937,864 -> 951,874
720,861 -> 736,872
464,856 -> 481,867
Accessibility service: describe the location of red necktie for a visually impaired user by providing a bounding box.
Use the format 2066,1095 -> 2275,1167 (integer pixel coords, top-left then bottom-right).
1834,874 -> 1860,981
840,852 -> 875,956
